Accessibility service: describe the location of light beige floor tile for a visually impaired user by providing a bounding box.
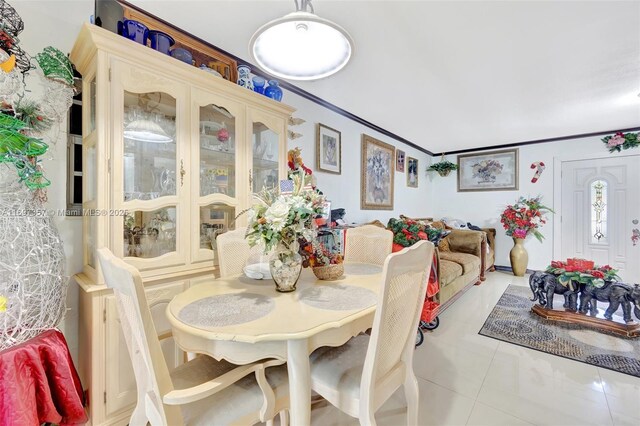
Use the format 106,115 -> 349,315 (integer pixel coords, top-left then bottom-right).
491,342 -> 605,392
413,339 -> 494,398
466,402 -> 534,426
310,377 -> 475,426
605,393 -> 640,422
611,411 -> 640,426
599,367 -> 640,401
482,354 -> 608,405
477,368 -> 613,426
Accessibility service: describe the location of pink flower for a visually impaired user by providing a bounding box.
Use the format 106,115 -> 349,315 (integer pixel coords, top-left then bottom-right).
513,228 -> 528,239
608,134 -> 625,147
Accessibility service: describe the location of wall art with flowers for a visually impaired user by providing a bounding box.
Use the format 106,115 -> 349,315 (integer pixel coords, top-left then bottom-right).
457,149 -> 518,192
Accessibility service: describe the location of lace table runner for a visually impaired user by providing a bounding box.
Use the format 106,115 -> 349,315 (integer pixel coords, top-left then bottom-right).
178,293 -> 274,328
298,284 -> 377,311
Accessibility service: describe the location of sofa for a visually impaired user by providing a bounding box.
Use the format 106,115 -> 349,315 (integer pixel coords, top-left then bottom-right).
399,216 -> 496,311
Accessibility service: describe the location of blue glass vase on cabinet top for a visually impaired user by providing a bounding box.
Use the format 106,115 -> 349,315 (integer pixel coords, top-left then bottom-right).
264,80 -> 283,102
252,76 -> 266,94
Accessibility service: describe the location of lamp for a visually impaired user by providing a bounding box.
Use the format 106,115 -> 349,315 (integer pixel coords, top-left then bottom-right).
249,0 -> 354,81
124,118 -> 172,143
123,96 -> 174,143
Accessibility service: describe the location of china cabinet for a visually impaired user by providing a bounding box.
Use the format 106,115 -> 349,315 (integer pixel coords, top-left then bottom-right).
70,23 -> 293,425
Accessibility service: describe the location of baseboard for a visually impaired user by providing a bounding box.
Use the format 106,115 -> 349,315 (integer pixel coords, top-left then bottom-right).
494,265 -> 536,275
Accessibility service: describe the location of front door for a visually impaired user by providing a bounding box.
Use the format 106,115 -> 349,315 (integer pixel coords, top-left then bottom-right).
560,155 -> 640,282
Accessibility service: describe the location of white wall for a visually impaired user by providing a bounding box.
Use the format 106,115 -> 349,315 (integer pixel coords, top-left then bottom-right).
431,135 -> 613,270
282,89 -> 433,225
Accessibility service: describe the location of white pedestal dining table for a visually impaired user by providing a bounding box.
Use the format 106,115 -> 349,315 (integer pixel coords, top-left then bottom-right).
166,263 -> 383,425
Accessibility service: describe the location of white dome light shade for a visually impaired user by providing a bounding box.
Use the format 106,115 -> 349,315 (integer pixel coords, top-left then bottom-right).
124,119 -> 173,143
250,12 -> 354,81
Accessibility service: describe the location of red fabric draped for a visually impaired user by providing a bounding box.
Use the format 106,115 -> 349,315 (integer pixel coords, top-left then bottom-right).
0,329 -> 87,426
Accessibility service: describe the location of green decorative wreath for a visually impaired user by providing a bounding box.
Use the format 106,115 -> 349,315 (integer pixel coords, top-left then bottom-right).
602,132 -> 639,153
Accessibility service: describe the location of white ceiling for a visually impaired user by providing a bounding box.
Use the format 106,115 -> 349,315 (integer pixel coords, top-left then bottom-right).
130,0 -> 640,154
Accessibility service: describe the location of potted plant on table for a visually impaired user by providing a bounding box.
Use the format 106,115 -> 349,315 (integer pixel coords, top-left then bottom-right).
500,196 -> 553,276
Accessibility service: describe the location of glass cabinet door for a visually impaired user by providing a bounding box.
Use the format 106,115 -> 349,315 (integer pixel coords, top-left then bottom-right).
123,91 -> 177,202
111,60 -> 188,272
198,103 -> 236,198
191,89 -> 243,264
252,121 -> 280,193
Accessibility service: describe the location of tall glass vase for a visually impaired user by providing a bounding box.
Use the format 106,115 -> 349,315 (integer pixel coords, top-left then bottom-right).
269,243 -> 302,292
509,237 -> 528,277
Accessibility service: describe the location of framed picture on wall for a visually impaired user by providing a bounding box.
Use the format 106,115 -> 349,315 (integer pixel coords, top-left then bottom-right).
407,157 -> 419,188
361,134 -> 395,210
316,123 -> 341,174
396,149 -> 405,172
457,148 -> 519,192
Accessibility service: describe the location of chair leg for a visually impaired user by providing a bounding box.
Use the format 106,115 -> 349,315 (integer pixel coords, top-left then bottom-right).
279,409 -> 289,426
404,373 -> 420,426
129,403 -> 147,426
266,419 -> 274,426
359,408 -> 377,426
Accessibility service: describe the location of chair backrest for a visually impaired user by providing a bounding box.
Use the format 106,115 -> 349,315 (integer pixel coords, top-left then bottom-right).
97,248 -> 182,426
344,225 -> 393,265
361,240 -> 434,399
216,227 -> 265,278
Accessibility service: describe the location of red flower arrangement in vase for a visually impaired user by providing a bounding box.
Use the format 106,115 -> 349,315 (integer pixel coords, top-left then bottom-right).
500,196 -> 553,242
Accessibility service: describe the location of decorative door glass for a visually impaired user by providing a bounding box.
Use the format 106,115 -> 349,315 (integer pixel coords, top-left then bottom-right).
199,204 -> 235,252
124,208 -> 177,258
252,122 -> 279,192
123,91 -> 177,201
591,180 -> 608,244
199,104 -> 236,197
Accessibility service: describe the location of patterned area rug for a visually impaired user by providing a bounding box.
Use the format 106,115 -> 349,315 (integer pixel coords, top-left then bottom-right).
479,285 -> 640,378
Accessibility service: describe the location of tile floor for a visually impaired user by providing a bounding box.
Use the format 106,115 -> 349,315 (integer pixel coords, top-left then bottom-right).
309,271 -> 640,426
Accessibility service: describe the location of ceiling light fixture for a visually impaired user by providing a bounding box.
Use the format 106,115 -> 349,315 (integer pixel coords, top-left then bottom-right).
249,0 -> 354,81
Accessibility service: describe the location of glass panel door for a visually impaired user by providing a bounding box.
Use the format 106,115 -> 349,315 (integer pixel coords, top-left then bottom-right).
199,104 -> 236,197
123,91 -> 177,201
252,121 -> 279,193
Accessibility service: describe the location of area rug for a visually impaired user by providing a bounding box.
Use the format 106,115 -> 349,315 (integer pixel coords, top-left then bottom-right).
479,285 -> 640,378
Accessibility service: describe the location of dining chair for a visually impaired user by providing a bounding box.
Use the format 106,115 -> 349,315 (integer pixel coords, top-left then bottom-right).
216,227 -> 265,278
309,240 -> 434,425
344,224 -> 393,266
97,248 -> 289,426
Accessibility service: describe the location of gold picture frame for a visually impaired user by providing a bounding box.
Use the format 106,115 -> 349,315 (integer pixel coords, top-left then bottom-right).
407,157 -> 419,188
316,123 -> 341,174
361,134 -> 395,210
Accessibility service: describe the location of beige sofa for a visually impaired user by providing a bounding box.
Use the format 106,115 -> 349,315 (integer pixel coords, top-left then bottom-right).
399,216 -> 496,311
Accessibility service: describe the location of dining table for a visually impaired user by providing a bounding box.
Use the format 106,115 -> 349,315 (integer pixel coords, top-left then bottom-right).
166,262 -> 383,425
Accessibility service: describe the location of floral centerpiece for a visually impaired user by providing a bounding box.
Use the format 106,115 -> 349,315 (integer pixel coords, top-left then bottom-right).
500,196 -> 553,242
602,132 -> 639,153
245,175 -> 325,292
546,258 -> 619,289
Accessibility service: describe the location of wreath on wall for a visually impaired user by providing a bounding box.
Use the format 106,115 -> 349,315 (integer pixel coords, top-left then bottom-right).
602,131 -> 639,153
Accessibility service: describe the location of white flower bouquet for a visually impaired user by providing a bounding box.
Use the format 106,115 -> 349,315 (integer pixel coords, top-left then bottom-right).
245,177 -> 326,253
